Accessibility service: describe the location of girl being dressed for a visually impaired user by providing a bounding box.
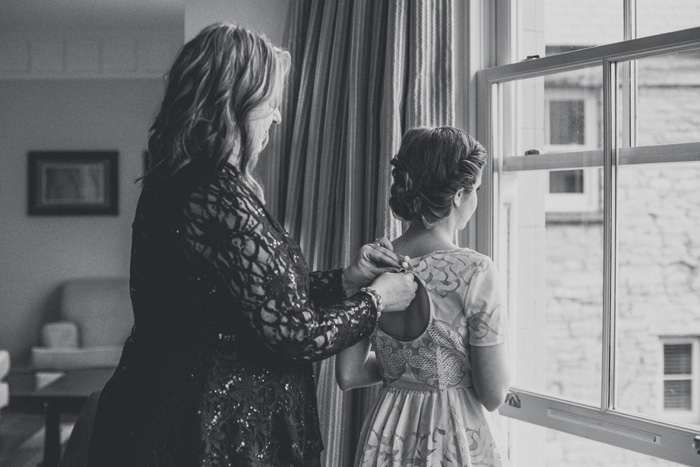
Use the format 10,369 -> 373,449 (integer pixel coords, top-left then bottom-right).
337,126 -> 510,467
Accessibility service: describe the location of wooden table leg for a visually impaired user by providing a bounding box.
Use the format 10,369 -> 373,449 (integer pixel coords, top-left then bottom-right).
42,401 -> 61,467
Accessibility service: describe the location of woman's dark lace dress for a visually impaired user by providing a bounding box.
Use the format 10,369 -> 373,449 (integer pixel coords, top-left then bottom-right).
87,164 -> 378,467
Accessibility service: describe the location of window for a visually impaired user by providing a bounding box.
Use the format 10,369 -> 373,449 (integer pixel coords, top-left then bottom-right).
661,338 -> 700,424
544,90 -> 602,217
665,344 -> 693,410
549,170 -> 583,193
473,1 -> 700,465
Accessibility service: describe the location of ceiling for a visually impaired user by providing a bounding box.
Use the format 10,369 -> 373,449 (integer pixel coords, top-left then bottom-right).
0,0 -> 184,30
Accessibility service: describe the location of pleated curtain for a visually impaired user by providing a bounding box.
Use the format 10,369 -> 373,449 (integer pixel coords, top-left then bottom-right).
260,1 -> 454,465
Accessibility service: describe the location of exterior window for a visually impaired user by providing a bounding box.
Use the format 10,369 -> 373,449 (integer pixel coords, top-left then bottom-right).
549,170 -> 583,193
544,91 -> 602,218
545,167 -> 601,216
662,338 -> 699,423
665,344 -> 692,410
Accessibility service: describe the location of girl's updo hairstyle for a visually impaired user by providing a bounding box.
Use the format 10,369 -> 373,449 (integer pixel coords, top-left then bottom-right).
389,127 -> 486,228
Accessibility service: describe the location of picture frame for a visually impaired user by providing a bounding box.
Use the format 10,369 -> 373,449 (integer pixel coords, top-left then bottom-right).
28,151 -> 119,216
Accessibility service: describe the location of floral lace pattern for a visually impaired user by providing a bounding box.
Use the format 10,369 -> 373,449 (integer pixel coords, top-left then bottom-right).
356,250 -> 508,466
88,164 -> 377,467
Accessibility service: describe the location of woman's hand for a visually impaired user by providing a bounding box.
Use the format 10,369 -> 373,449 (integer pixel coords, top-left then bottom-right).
342,237 -> 404,291
370,272 -> 417,313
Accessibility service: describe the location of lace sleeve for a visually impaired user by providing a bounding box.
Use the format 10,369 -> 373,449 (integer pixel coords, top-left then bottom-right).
308,270 -> 345,306
178,175 -> 376,361
463,258 -> 508,346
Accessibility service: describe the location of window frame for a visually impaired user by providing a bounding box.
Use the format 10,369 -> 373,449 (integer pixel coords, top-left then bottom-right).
474,17 -> 700,467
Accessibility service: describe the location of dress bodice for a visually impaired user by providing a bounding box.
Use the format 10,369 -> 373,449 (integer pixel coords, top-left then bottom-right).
371,249 -> 507,391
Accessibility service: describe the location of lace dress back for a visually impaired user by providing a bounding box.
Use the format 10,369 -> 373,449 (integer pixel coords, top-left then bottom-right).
355,249 -> 509,467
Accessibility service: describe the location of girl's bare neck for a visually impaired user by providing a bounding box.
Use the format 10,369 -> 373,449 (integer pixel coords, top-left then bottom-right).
392,223 -> 458,259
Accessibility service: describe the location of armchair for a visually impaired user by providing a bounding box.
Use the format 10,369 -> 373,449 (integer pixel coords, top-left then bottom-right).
31,278 -> 133,371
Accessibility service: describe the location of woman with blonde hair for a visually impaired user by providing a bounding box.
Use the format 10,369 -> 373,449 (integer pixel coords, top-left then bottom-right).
86,23 -> 416,467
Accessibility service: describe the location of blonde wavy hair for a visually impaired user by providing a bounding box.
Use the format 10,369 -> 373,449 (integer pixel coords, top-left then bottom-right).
143,22 -> 290,201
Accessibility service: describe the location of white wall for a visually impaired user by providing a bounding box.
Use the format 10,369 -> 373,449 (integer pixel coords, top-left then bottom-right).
185,0 -> 291,43
0,0 -> 291,365
0,30 -> 182,79
0,79 -> 164,363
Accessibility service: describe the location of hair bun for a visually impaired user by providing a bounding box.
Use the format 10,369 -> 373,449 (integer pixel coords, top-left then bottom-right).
389,157 -> 422,222
388,126 -> 487,228
390,157 -> 413,191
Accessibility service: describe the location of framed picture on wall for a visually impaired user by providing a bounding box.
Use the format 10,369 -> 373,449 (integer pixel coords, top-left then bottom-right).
27,151 -> 119,215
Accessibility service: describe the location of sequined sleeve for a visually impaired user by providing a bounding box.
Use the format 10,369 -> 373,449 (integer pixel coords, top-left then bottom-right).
179,171 -> 377,361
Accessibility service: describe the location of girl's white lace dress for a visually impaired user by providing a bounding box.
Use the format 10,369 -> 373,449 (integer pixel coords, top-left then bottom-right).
355,249 -> 510,467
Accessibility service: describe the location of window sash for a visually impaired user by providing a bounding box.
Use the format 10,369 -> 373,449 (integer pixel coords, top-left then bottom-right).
476,23 -> 700,466
478,27 -> 700,84
502,142 -> 700,172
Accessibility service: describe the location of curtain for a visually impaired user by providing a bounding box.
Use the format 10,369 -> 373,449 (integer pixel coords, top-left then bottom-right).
262,1 -> 454,465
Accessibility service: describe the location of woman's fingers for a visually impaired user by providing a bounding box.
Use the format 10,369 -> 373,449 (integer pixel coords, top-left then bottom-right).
364,243 -> 401,269
373,237 -> 393,250
366,238 -> 412,271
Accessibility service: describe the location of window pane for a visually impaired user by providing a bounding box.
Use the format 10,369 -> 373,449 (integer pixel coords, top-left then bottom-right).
664,344 -> 692,375
633,49 -> 700,147
500,65 -> 605,406
505,419 -> 689,466
616,161 -> 700,426
542,0 -> 700,57
543,0 -> 623,57
514,66 -> 602,157
637,1 -> 700,39
664,380 -> 692,410
616,45 -> 700,428
549,101 -> 585,145
541,212 -> 602,406
500,159 -> 603,404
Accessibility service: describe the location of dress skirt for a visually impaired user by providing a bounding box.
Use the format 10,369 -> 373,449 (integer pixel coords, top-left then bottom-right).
354,384 -> 508,467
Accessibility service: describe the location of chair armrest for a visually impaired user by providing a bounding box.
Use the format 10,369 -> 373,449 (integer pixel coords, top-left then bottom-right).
42,321 -> 79,348
0,350 -> 9,380
31,346 -> 122,371
0,382 -> 8,412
